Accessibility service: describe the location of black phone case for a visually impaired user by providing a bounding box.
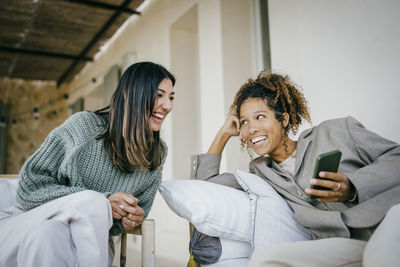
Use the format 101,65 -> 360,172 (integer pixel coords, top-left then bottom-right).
310,150 -> 342,199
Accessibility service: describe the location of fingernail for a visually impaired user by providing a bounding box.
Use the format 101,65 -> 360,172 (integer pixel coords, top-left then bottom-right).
310,179 -> 317,184
305,188 -> 311,194
319,171 -> 325,177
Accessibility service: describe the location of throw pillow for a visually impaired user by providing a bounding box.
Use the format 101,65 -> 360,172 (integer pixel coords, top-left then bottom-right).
159,180 -> 252,242
234,170 -> 312,256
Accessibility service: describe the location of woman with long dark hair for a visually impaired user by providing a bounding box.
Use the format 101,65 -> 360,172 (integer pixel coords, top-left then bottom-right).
0,62 -> 175,267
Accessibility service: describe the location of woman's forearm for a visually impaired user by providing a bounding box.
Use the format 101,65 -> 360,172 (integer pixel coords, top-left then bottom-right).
207,129 -> 232,154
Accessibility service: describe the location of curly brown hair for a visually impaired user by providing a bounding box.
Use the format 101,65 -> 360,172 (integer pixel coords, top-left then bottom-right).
231,70 -> 311,135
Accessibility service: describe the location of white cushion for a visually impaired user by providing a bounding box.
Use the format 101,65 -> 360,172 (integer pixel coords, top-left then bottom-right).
234,170 -> 312,256
218,238 -> 251,261
201,257 -> 249,267
0,178 -> 19,210
159,180 -> 252,242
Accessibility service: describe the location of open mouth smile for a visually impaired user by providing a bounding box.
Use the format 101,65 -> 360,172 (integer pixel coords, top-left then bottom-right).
152,112 -> 165,122
251,136 -> 267,146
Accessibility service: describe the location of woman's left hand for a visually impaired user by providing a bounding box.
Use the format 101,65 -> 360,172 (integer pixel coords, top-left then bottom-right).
305,171 -> 356,202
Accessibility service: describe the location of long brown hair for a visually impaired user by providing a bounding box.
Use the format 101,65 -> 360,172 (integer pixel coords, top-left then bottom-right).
96,62 -> 175,172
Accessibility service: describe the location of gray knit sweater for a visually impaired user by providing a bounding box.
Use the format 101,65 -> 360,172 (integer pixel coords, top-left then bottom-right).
16,111 -> 165,235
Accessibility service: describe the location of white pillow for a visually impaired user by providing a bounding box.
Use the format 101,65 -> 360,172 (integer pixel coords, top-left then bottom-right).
159,180 -> 252,242
234,170 -> 312,256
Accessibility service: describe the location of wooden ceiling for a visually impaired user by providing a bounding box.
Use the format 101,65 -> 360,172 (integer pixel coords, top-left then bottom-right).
0,0 -> 144,85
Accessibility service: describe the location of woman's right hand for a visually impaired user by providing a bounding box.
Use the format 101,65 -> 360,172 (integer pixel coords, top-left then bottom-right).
220,115 -> 241,137
208,116 -> 241,154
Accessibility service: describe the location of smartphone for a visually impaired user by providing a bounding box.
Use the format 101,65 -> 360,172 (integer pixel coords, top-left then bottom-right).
309,149 -> 342,199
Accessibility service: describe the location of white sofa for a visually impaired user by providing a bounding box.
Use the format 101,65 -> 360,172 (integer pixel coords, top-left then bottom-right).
0,176 -> 18,211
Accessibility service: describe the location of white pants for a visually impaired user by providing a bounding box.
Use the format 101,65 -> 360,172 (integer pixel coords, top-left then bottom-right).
0,190 -> 113,267
248,203 -> 400,267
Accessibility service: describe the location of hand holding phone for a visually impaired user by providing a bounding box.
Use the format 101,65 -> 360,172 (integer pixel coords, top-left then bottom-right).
309,150 -> 342,199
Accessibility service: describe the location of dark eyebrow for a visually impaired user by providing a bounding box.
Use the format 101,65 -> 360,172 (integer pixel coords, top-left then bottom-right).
157,89 -> 175,95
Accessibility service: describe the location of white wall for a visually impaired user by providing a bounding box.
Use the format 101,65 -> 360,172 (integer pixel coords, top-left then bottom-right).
269,0 -> 400,143
83,84 -> 103,112
220,0 -> 254,172
170,5 -> 200,179
197,0 -> 226,157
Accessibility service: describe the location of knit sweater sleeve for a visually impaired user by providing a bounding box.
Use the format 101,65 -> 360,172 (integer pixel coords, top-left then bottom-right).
109,143 -> 167,236
16,114 -> 92,210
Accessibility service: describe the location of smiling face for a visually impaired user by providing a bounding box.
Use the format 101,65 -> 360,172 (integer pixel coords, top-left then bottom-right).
239,98 -> 289,161
150,78 -> 175,132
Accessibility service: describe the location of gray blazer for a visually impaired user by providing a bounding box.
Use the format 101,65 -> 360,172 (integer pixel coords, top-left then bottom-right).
191,117 -> 400,240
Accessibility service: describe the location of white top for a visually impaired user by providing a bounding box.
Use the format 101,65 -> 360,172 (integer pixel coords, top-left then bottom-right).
278,150 -> 297,177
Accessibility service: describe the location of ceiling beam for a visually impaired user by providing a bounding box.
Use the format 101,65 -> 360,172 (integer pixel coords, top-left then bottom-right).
65,0 -> 140,15
57,0 -> 138,86
0,46 -> 92,61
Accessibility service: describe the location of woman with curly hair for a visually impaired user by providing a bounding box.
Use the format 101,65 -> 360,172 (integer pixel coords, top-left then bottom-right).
191,70 -> 400,266
0,62 -> 175,267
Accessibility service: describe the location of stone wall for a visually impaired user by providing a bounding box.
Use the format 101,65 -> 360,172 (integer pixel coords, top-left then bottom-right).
0,78 -> 70,174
